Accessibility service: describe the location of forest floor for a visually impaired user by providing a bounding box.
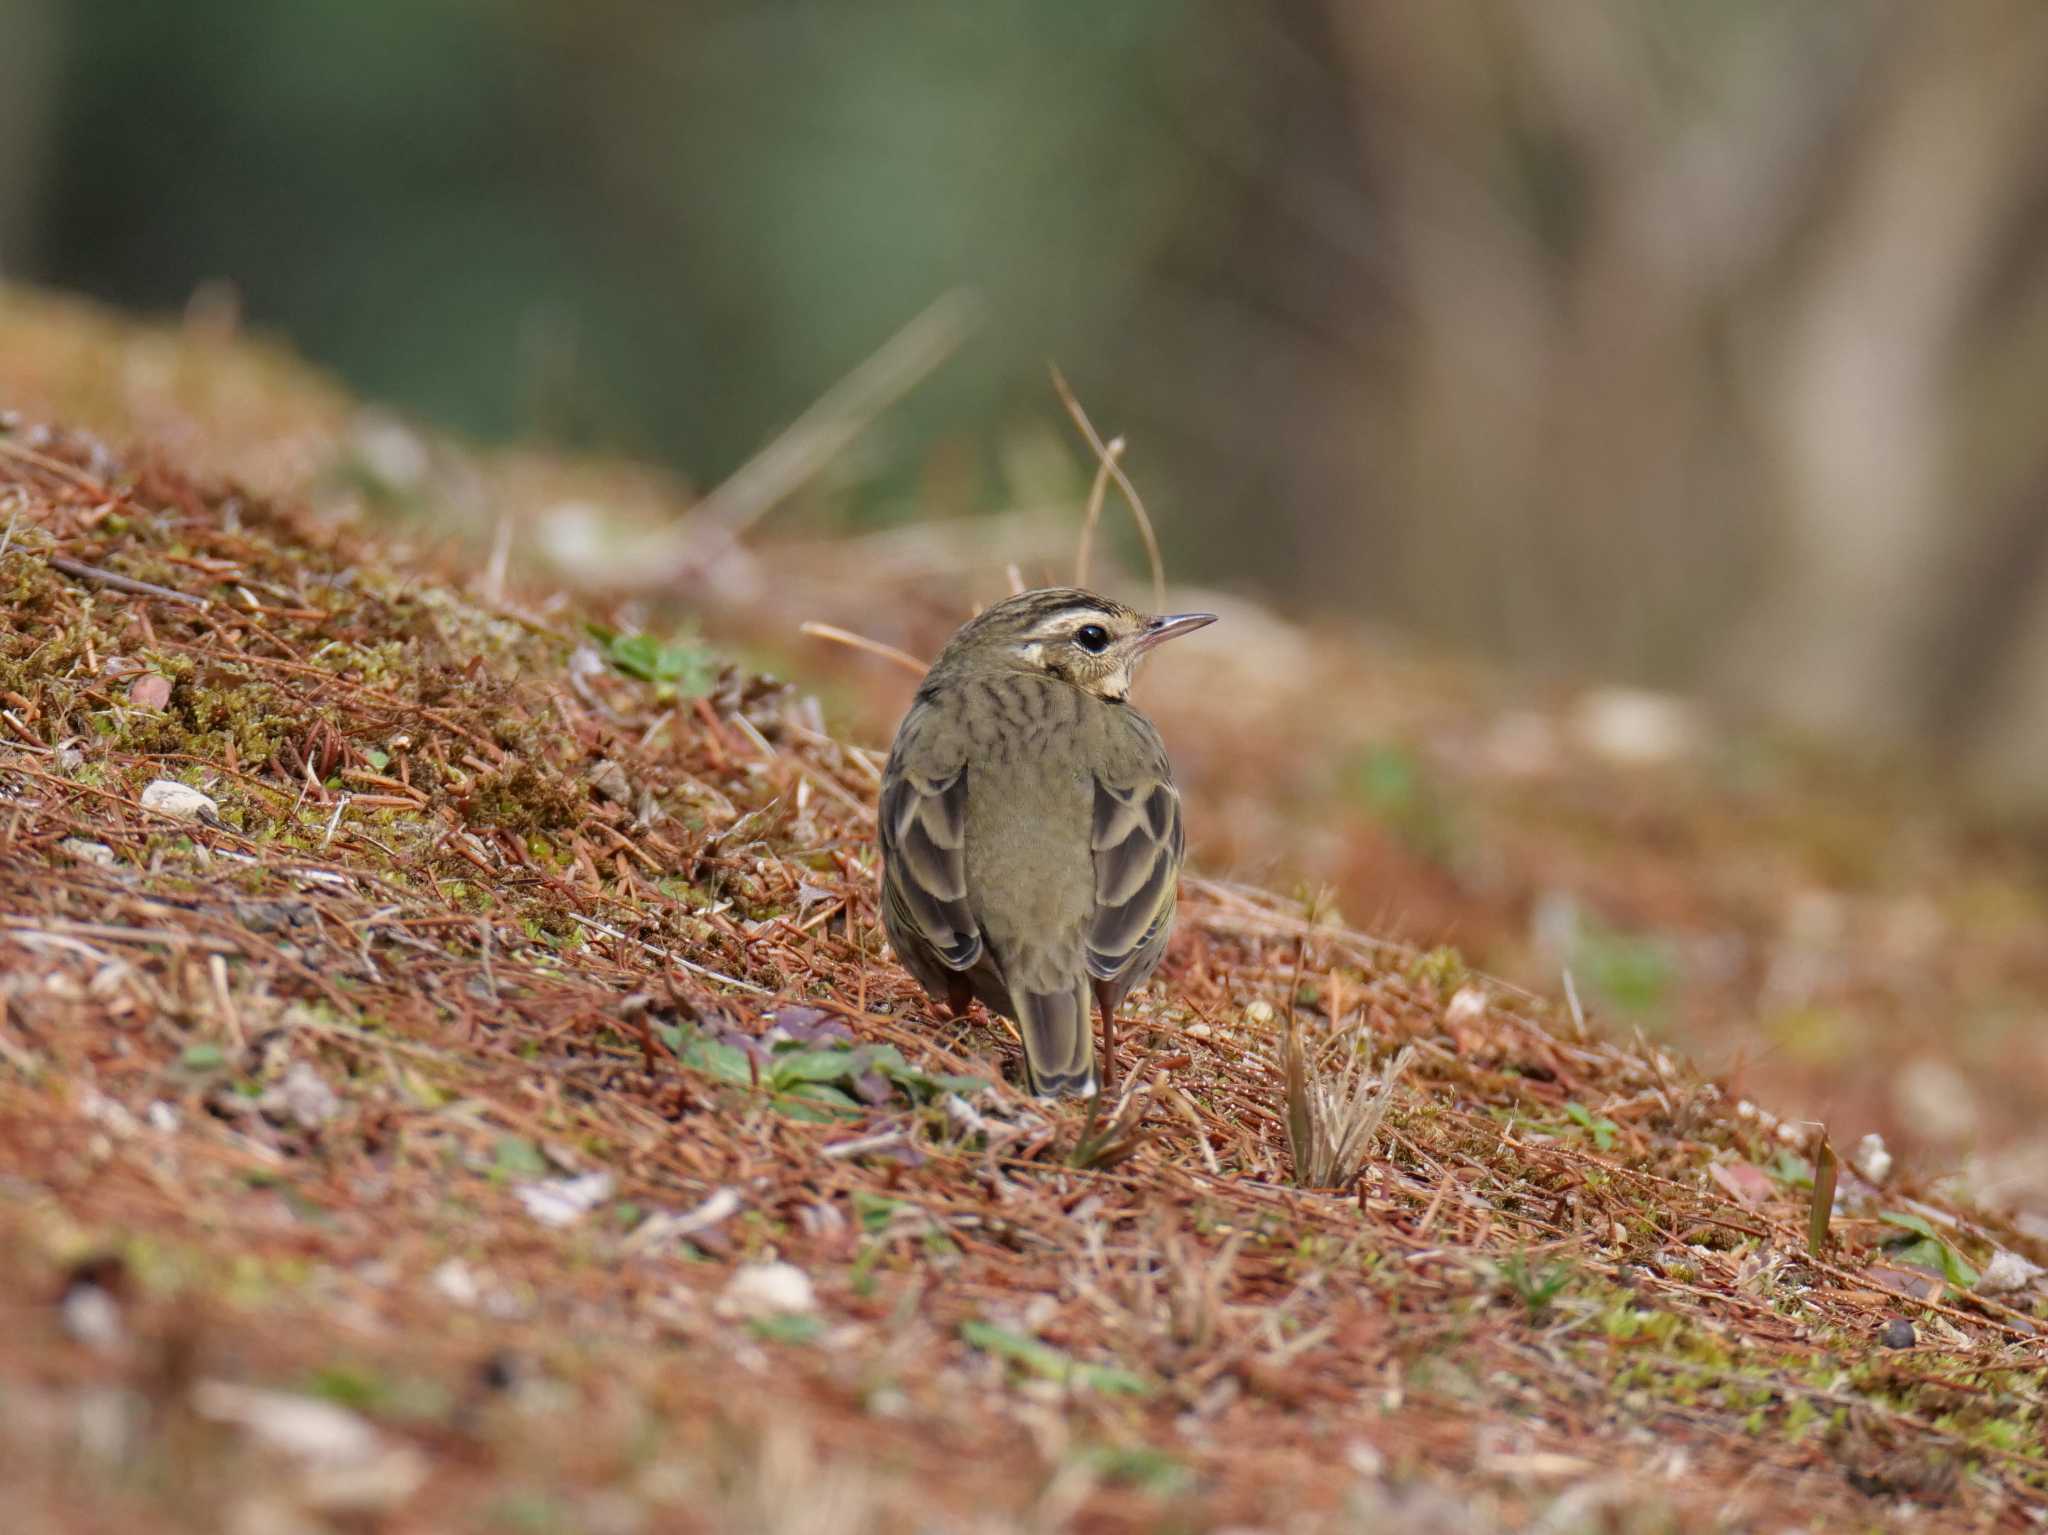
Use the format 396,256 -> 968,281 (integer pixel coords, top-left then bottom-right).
2,286 -> 2046,1532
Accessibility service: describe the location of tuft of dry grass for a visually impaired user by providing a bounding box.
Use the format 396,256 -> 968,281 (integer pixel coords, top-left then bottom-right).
1278,1012 -> 1414,1189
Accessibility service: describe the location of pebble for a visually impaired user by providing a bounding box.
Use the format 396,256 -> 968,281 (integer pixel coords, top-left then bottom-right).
1880,1317 -> 1916,1349
715,1261 -> 816,1321
139,779 -> 221,825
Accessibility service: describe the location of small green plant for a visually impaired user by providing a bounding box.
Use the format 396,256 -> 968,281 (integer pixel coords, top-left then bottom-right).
958,1321 -> 1150,1396
1561,1100 -> 1619,1152
748,1314 -> 825,1345
586,622 -> 717,698
660,1025 -> 985,1122
1500,1251 -> 1574,1317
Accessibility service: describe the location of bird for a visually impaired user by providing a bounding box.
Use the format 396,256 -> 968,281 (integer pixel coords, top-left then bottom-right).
878,587 -> 1215,1097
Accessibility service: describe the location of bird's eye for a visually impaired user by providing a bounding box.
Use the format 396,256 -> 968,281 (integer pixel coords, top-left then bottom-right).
1074,624 -> 1110,653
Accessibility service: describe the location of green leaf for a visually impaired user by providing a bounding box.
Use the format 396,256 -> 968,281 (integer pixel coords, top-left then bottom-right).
789,1081 -> 860,1107
748,1314 -> 824,1345
1880,1212 -> 1980,1289
768,1049 -> 863,1087
676,1033 -> 755,1086
179,1043 -> 228,1071
590,627 -> 717,695
1768,1150 -> 1814,1188
959,1320 -> 1150,1396
852,1192 -> 904,1232
493,1136 -> 548,1177
1879,1210 -> 1939,1242
1562,1101 -> 1618,1152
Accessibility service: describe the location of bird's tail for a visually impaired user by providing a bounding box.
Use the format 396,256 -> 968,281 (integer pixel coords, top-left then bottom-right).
1014,980 -> 1096,1098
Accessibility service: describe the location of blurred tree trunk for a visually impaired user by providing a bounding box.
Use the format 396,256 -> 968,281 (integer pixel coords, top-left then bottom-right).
1742,0 -> 2048,745
0,0 -> 59,278
1309,0 -> 2048,798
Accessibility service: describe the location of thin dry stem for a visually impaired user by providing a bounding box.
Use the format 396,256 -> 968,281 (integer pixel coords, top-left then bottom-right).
1049,364 -> 1166,612
798,621 -> 929,677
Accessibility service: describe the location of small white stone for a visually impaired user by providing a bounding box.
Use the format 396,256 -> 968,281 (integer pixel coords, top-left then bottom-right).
139,779 -> 221,825
715,1262 -> 816,1322
1244,1000 -> 1275,1026
1344,1439 -> 1386,1478
1975,1249 -> 2045,1296
272,1062 -> 339,1129
1572,687 -> 1699,766
60,1283 -> 125,1352
431,1259 -> 480,1308
190,1381 -> 380,1464
514,1171 -> 614,1229
1851,1132 -> 1892,1186
1444,985 -> 1487,1026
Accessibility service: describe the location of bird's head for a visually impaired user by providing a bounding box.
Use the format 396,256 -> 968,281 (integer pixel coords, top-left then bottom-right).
932,587 -> 1216,703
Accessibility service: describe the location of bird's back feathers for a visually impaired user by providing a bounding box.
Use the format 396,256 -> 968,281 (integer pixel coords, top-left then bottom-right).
879,669 -> 1183,1097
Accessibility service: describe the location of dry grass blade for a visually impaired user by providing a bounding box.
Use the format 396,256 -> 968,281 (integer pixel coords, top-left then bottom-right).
1277,1019 -> 1413,1189
798,621 -> 929,677
1048,364 -> 1165,612
1809,1131 -> 1838,1255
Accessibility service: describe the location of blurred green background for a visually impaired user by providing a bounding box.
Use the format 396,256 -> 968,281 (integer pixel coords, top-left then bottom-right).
9,0 -> 2048,795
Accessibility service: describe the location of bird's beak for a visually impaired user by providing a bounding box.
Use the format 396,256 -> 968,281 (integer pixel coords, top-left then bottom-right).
1131,611 -> 1217,655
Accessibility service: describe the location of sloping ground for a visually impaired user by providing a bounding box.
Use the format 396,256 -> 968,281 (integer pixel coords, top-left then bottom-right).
2,418 -> 2046,1533
8,283 -> 2048,1214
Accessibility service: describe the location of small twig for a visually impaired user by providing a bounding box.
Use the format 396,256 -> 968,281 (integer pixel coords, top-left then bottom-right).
48,557 -> 210,610
565,911 -> 771,996
0,438 -> 112,495
207,953 -> 246,1053
1048,365 -> 1166,612
799,621 -> 929,678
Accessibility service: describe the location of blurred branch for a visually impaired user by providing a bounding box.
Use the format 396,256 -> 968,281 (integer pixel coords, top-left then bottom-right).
549,288 -> 982,591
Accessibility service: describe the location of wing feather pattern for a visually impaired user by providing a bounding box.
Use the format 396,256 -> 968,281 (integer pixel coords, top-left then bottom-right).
1086,776 -> 1182,984
879,758 -> 980,970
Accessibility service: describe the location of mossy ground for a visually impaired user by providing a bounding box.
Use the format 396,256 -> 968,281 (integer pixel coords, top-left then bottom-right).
2,290 -> 2046,1532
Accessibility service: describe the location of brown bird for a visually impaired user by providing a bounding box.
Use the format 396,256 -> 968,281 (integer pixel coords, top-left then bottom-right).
878,588 -> 1214,1096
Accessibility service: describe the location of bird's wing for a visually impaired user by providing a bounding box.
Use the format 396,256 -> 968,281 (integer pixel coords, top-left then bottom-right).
1085,771 -> 1183,983
879,714 -> 981,971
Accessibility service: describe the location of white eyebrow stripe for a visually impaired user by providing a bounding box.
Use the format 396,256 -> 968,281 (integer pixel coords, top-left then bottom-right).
1024,606 -> 1112,639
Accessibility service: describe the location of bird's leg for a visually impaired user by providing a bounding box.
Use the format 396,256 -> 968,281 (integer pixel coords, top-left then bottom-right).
943,974 -> 974,1022
1092,980 -> 1118,1097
